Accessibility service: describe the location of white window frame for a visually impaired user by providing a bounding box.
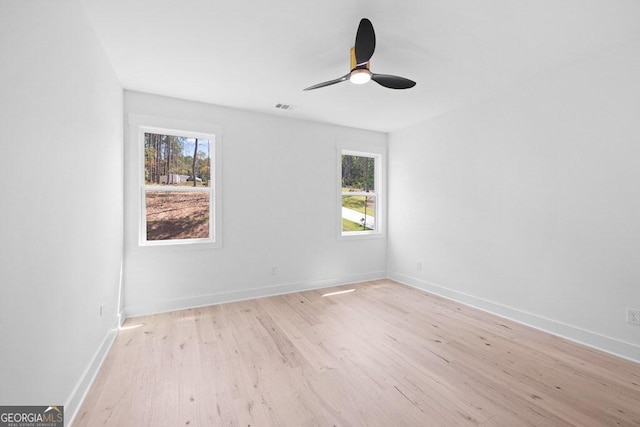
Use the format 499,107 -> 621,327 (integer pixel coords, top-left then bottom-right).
338,144 -> 385,239
129,114 -> 223,248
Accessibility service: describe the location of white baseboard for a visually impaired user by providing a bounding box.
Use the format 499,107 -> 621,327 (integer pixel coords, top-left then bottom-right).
65,315 -> 123,427
124,271 -> 387,318
388,272 -> 640,364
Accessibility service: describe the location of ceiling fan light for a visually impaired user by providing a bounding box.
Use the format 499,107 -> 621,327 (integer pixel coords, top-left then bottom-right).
350,69 -> 371,85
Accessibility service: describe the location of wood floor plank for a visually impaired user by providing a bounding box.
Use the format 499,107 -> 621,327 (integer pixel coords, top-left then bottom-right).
74,279 -> 640,426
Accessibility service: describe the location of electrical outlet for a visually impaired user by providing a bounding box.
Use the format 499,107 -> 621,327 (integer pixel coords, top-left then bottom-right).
271,266 -> 278,275
416,261 -> 422,270
628,308 -> 640,325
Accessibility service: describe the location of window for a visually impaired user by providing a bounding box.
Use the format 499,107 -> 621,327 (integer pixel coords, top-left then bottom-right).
131,115 -> 222,247
339,148 -> 384,237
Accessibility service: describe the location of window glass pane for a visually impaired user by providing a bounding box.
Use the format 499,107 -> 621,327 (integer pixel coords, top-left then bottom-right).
342,154 -> 375,192
145,190 -> 210,241
144,133 -> 212,187
342,195 -> 376,232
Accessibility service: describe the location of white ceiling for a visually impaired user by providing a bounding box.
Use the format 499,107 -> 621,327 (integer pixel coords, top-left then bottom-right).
81,0 -> 640,133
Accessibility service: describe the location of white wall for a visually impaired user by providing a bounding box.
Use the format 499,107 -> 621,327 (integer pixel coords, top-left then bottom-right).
0,0 -> 123,416
388,41 -> 640,361
123,91 -> 387,316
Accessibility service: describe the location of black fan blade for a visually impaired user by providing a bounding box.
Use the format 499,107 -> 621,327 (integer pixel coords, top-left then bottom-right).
355,18 -> 376,65
303,74 -> 349,91
371,73 -> 416,89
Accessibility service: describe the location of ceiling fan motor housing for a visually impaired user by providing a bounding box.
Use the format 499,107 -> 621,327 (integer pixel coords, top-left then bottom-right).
349,47 -> 371,84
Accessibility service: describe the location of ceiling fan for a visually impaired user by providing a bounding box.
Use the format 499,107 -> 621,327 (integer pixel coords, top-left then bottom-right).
304,18 -> 416,91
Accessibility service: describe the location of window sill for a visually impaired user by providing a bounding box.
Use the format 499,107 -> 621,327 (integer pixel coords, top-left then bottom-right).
338,231 -> 385,241
138,239 -> 222,251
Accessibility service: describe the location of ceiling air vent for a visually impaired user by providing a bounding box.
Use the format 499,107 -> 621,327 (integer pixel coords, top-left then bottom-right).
275,103 -> 294,111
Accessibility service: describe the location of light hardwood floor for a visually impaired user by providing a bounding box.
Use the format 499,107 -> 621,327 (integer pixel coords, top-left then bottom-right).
74,280 -> 640,426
